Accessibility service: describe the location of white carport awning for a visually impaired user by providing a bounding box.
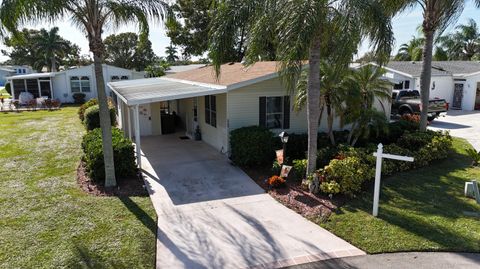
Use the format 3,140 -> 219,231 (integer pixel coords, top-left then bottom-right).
108,77 -> 227,106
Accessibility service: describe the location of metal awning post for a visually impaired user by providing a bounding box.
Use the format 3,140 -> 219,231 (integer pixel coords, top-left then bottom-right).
134,104 -> 142,168
127,105 -> 132,140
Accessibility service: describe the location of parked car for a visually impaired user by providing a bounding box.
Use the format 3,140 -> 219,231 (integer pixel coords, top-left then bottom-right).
391,90 -> 448,121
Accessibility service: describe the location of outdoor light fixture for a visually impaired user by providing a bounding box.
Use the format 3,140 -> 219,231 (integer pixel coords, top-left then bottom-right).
279,131 -> 289,144
279,131 -> 289,163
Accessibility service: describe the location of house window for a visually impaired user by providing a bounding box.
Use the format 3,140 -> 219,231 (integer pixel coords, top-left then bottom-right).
404,80 -> 410,89
70,76 -> 91,93
121,75 -> 129,80
259,96 -> 290,129
393,81 -> 404,90
205,95 -> 217,127
111,75 -> 120,81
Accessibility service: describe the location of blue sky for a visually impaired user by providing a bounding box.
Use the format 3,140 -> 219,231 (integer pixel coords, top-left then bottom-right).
0,1 -> 478,63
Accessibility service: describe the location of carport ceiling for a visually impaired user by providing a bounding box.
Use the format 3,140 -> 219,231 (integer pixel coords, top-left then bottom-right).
109,77 -> 227,106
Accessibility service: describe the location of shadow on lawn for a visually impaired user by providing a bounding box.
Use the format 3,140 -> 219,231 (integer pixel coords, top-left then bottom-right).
68,244 -> 130,269
118,196 -> 157,235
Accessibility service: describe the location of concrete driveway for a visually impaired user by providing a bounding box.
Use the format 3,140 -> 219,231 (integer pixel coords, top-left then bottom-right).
140,134 -> 364,269
429,110 -> 480,150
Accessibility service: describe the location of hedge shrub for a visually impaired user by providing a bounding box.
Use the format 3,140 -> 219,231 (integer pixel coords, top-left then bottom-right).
82,128 -> 137,182
230,126 -> 275,166
322,156 -> 375,196
78,98 -> 98,121
84,104 -> 117,131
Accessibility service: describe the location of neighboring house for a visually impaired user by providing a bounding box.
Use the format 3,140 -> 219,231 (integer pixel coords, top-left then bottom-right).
109,62 -> 390,156
6,64 -> 144,103
376,61 -> 480,110
0,65 -> 33,86
164,64 -> 206,75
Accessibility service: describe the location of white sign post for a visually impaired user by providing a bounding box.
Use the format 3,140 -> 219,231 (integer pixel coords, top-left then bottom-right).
372,143 -> 414,217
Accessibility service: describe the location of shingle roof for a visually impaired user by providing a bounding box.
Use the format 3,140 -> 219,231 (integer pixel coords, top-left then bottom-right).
167,61 -> 279,86
386,61 -> 480,77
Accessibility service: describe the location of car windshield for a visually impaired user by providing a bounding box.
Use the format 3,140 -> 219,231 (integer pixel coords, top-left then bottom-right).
398,91 -> 420,99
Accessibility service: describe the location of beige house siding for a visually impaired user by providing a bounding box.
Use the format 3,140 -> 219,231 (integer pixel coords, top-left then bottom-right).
198,93 -> 228,152
227,77 -> 335,135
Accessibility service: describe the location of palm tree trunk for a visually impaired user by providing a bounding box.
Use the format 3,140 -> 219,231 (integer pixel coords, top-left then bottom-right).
51,55 -> 57,72
419,29 -> 434,132
306,34 -> 322,175
93,52 -> 117,187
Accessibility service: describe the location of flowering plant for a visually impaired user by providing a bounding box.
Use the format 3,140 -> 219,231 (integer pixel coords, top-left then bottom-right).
267,175 -> 286,188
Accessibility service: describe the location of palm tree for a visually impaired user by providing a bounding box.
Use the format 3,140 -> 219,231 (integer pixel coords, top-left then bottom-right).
34,27 -> 69,72
438,19 -> 480,60
394,36 -> 424,61
165,43 -> 179,63
344,65 -> 391,146
387,0 -> 465,132
1,0 -> 168,187
209,0 -> 394,175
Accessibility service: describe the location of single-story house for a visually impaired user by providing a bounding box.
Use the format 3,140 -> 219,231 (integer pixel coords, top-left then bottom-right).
376,61 -> 480,110
109,61 -> 390,165
0,65 -> 33,86
6,64 -> 145,103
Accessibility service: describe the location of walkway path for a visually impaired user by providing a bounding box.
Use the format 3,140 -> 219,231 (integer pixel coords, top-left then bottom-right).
429,110 -> 480,150
140,134 -> 365,269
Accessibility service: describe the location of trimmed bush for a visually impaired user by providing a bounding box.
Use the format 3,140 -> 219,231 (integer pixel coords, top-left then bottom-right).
84,104 -> 117,131
230,126 -> 275,166
82,128 -> 137,182
322,156 -> 375,196
396,131 -> 438,151
78,98 -> 98,121
382,144 -> 414,175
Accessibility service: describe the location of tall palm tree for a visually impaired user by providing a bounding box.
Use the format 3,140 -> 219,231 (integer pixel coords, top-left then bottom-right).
387,0 -> 465,132
1,0 -> 168,187
440,18 -> 480,60
209,0 -> 394,175
34,27 -> 69,72
395,36 -> 424,61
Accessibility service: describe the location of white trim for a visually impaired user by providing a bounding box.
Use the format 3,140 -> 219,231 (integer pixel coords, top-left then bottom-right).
134,104 -> 141,168
159,77 -> 227,90
226,72 -> 279,91
365,62 -> 415,79
460,71 -> 480,77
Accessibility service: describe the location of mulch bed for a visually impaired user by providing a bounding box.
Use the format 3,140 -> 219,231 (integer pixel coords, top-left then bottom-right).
243,166 -> 343,220
77,161 -> 148,197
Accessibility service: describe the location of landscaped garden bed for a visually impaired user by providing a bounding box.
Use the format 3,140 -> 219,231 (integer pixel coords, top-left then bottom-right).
233,118 -> 480,254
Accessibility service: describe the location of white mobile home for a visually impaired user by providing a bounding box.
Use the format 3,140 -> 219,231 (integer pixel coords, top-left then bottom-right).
6,64 -> 144,103
378,61 -> 480,110
109,62 -> 391,161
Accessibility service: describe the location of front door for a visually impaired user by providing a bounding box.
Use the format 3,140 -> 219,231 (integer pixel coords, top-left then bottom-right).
39,80 -> 52,98
452,83 -> 464,109
139,104 -> 152,136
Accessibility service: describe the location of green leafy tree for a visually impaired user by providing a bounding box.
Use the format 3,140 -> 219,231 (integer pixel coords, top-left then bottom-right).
145,58 -> 170,77
210,0 -> 394,174
33,27 -> 70,72
387,0 -> 465,132
1,0 -> 168,187
166,0 -> 211,57
104,32 -> 157,70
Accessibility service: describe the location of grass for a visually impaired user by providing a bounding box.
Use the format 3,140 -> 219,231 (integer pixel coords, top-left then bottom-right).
319,138 -> 480,254
0,87 -> 11,99
0,107 -> 157,268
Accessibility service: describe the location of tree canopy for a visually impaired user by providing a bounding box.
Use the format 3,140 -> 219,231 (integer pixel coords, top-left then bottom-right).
104,32 -> 157,70
1,27 -> 85,71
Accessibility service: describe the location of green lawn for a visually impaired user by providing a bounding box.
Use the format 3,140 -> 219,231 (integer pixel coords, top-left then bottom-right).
320,138 -> 480,254
0,87 -> 11,99
0,107 -> 156,268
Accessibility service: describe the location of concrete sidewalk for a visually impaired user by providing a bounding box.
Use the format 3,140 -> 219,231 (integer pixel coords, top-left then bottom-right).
285,252 -> 480,269
140,134 -> 365,269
